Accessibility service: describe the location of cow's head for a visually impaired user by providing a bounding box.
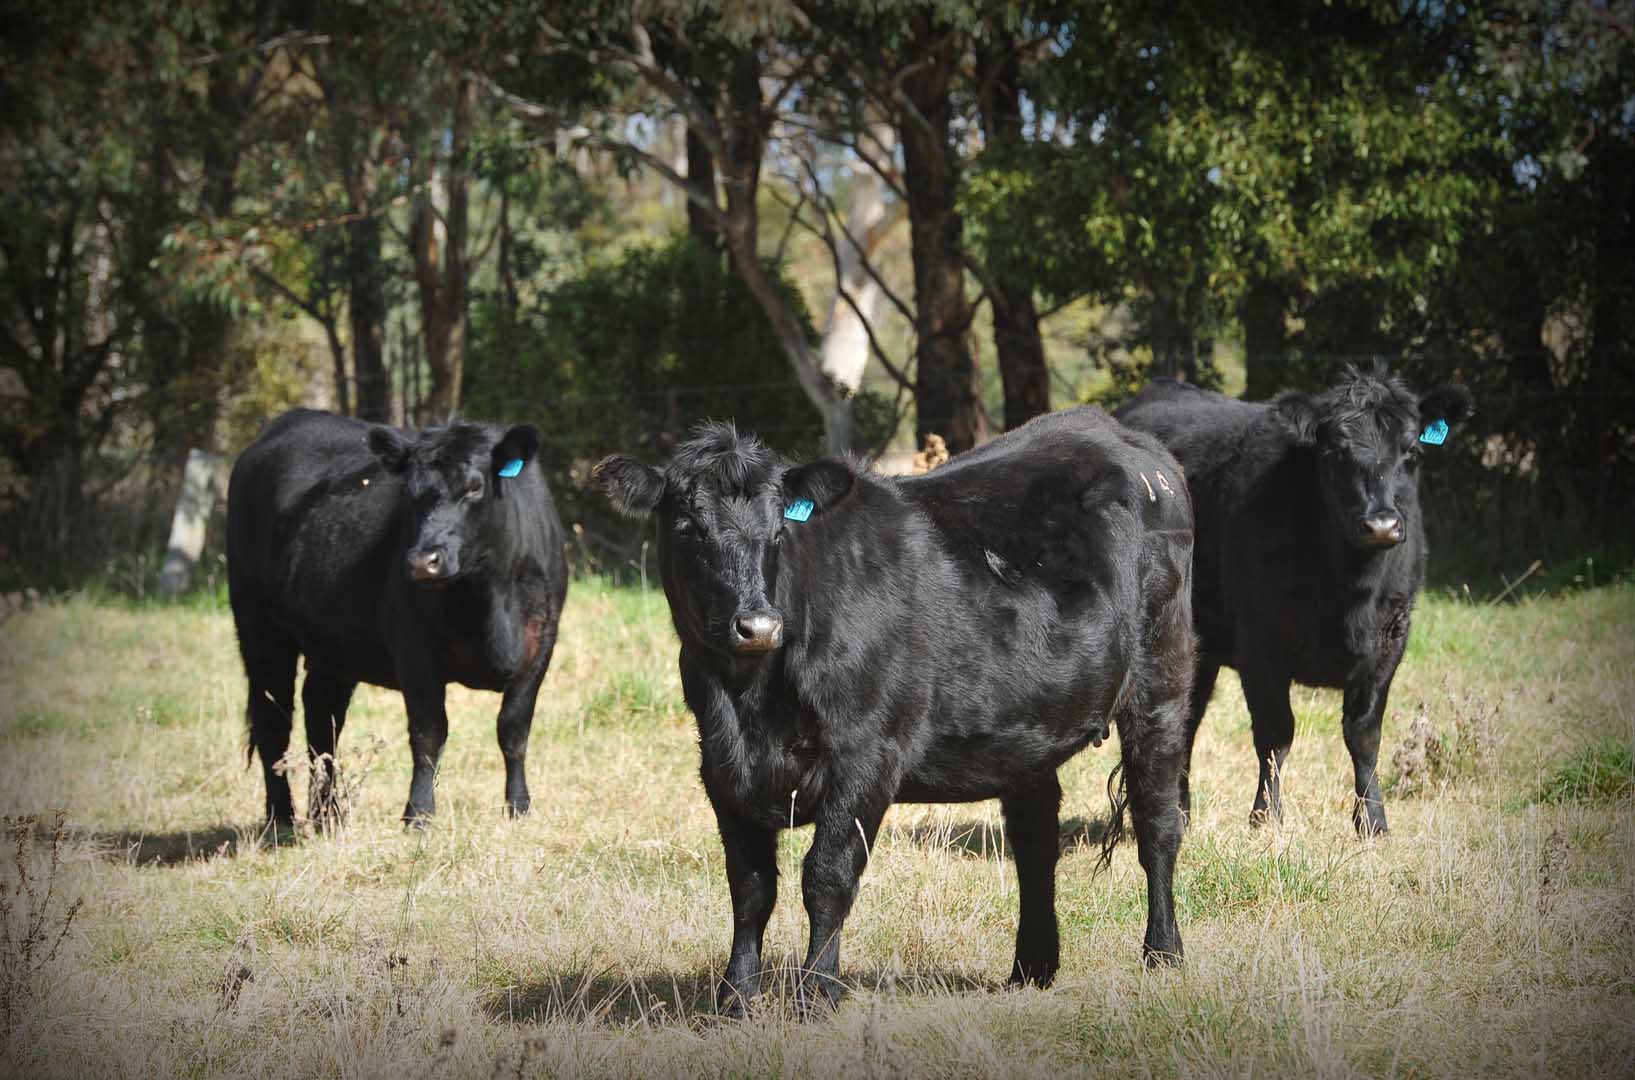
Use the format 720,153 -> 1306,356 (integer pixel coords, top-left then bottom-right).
594,423 -> 854,660
1271,363 -> 1472,551
367,420 -> 540,583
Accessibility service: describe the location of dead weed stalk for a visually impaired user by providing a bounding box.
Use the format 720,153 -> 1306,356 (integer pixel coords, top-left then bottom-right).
1,812 -> 84,1039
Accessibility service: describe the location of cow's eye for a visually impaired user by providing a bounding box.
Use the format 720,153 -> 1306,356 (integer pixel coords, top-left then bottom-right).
465,477 -> 484,498
673,514 -> 696,536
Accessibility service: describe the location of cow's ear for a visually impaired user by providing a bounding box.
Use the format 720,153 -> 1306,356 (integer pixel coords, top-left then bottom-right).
782,459 -> 856,517
593,455 -> 664,519
1270,391 -> 1320,446
1419,385 -> 1473,428
492,424 -> 541,477
368,425 -> 411,472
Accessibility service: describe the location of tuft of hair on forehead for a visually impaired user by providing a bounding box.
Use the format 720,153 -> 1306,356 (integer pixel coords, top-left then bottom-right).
1327,361 -> 1417,437
406,420 -> 492,465
667,421 -> 777,495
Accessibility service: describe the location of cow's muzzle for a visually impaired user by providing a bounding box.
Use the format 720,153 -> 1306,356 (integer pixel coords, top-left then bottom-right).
730,610 -> 784,655
1358,513 -> 1404,548
407,548 -> 453,582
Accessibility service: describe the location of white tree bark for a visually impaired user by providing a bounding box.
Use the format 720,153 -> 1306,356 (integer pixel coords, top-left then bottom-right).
818,127 -> 902,398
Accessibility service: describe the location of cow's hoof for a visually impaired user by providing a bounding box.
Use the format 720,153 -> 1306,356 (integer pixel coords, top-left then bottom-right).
1142,943 -> 1184,970
715,981 -> 754,1020
1006,959 -> 1059,989
1354,814 -> 1388,839
505,799 -> 530,819
308,794 -> 343,830
401,805 -> 434,830
792,975 -> 844,1020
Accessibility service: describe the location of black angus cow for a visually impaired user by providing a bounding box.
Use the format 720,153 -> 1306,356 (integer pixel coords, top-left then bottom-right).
1115,363 -> 1473,835
595,410 -> 1195,1016
227,409 -> 568,825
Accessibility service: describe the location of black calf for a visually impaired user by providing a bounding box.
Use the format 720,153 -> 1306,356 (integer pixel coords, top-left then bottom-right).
1117,363 -> 1472,834
226,409 -> 568,825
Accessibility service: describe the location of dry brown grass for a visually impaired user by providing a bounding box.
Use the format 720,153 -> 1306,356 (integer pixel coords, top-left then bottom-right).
0,580 -> 1631,1077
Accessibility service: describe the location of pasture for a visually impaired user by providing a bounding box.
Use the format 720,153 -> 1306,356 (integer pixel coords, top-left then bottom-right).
1,578 -> 1631,1077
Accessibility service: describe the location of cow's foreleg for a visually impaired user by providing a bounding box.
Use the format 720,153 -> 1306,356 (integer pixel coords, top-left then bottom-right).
796,794 -> 888,1017
1241,668 -> 1295,826
1002,772 -> 1063,987
712,802 -> 778,1018
400,682 -> 449,826
302,671 -> 356,826
1343,653 -> 1403,837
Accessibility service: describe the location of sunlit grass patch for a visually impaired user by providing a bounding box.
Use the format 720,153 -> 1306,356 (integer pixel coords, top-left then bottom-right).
0,581 -> 1631,1076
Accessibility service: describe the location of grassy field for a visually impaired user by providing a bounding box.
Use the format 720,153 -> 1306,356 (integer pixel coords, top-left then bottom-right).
0,578 -> 1631,1077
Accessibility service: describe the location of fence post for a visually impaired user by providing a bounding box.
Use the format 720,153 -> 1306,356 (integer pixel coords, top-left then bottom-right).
158,448 -> 227,599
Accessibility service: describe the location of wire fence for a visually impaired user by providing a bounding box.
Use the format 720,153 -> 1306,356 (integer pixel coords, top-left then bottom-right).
3,368 -> 1629,596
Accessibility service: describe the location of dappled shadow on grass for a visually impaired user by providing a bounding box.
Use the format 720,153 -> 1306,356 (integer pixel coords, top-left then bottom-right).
88,821 -> 298,866
898,815 -> 1117,859
483,964 -> 995,1028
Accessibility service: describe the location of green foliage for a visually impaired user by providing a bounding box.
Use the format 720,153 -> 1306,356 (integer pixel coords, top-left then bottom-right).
1534,740 -> 1634,806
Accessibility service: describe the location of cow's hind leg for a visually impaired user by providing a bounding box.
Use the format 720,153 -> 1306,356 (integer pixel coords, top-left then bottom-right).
1241,668 -> 1296,826
1178,659 -> 1220,824
1002,772 -> 1063,987
496,619 -> 556,817
302,670 -> 356,825
1121,707 -> 1186,967
243,636 -> 298,828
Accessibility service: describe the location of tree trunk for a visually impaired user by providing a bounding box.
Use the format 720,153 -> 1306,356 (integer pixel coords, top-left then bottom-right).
716,48 -> 852,454
685,119 -> 720,255
412,75 -> 473,419
899,17 -> 984,452
977,33 -> 1049,429
818,124 -> 899,397
346,214 -> 390,423
318,54 -> 390,423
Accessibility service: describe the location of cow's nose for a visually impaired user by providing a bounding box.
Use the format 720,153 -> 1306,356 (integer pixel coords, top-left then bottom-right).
408,549 -> 446,580
732,611 -> 783,654
1361,513 -> 1404,547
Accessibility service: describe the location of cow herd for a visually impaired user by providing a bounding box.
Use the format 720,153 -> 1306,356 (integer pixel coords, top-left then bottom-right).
224,361 -> 1470,1016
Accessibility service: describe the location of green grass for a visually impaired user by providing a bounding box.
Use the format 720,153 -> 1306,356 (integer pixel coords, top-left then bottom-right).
1533,739 -> 1634,805
0,581 -> 1632,1077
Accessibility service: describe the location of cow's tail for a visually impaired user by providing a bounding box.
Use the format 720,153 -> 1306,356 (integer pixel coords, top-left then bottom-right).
1096,760 -> 1129,874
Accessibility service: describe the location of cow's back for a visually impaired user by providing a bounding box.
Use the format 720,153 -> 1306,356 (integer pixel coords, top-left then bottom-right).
227,409 -> 402,677
866,407 -> 1192,795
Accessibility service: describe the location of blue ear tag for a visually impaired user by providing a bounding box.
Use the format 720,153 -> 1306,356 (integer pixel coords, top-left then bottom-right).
783,499 -> 815,522
497,458 -> 524,478
1419,419 -> 1449,446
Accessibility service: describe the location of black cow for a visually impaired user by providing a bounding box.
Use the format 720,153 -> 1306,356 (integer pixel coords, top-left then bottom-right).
1115,363 -> 1473,835
595,409 -> 1194,1016
226,409 -> 568,825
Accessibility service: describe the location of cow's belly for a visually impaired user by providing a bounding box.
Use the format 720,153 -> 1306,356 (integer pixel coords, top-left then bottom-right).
281,617 -> 401,688
1225,602 -> 1360,689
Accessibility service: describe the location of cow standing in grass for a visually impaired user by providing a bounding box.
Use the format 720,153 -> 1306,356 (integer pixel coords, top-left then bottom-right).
227,409 -> 567,826
596,412 -> 1195,1016
1116,363 -> 1473,835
